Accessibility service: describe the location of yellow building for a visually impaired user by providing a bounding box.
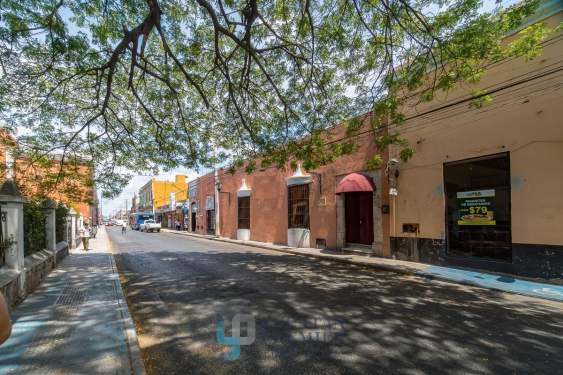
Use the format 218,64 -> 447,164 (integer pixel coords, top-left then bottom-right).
138,175 -> 188,213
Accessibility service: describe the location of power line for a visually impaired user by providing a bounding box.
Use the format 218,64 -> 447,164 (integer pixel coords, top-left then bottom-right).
145,55 -> 563,192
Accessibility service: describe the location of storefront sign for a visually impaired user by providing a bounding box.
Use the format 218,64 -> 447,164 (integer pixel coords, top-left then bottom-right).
205,195 -> 215,210
457,189 -> 496,225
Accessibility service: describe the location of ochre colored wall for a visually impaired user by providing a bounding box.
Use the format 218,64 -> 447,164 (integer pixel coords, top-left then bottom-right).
153,175 -> 188,210
389,17 -> 563,246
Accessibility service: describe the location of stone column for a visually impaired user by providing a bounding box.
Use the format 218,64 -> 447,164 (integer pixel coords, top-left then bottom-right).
78,213 -> 83,233
69,208 -> 77,249
62,205 -> 69,243
0,179 -> 26,295
371,171 -> 384,257
214,169 -> 221,237
336,193 -> 345,250
43,199 -> 57,265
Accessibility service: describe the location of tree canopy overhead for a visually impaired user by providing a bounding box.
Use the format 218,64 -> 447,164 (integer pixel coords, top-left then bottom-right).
0,0 -> 554,195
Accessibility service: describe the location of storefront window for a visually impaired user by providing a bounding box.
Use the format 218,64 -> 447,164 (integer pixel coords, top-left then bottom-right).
288,184 -> 309,229
444,153 -> 511,261
238,197 -> 250,229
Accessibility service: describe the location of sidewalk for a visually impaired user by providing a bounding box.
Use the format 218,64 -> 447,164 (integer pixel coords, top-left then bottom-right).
162,228 -> 563,303
0,228 -> 145,375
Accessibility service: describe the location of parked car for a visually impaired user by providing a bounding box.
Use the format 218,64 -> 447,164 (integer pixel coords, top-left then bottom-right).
140,220 -> 161,233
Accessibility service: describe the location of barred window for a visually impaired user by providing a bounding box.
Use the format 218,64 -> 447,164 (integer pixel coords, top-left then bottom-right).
238,196 -> 250,229
288,184 -> 309,229
207,209 -> 216,235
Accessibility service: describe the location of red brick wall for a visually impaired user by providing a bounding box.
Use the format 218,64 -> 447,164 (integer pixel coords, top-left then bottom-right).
217,114 -> 391,253
192,172 -> 216,234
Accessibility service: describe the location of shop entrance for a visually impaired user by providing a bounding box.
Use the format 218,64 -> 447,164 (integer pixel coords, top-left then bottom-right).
191,203 -> 197,231
207,209 -> 216,235
345,192 -> 374,245
444,152 -> 512,261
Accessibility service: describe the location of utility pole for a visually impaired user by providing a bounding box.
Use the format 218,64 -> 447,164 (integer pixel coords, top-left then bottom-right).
151,178 -> 156,219
214,169 -> 220,237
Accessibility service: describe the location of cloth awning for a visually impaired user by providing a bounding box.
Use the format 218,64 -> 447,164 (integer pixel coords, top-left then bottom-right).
335,173 -> 376,194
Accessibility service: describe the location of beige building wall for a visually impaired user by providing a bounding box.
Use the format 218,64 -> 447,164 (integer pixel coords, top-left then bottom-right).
390,14 -> 563,247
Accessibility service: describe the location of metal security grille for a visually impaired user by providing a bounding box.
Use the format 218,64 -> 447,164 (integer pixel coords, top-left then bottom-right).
238,197 -> 250,229
55,286 -> 86,313
288,184 -> 309,229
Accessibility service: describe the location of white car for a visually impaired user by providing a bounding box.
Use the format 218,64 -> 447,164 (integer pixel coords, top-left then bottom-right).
140,220 -> 161,233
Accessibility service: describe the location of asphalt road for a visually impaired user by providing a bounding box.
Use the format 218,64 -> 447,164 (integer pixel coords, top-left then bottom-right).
107,227 -> 563,375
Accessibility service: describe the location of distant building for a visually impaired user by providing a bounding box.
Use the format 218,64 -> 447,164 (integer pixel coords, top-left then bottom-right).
0,131 -> 98,225
138,175 -> 188,225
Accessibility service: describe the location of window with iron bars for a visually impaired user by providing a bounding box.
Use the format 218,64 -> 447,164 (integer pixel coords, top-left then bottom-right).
207,209 -> 216,235
238,197 -> 250,229
288,184 -> 309,229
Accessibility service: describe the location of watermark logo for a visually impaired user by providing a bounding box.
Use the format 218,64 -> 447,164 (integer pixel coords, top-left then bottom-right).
299,317 -> 345,342
216,314 -> 255,361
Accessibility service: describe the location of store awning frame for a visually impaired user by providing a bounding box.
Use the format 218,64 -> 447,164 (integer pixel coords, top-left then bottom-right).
335,173 -> 376,194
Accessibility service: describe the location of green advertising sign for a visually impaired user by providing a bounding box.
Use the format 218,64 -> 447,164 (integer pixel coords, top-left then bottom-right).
457,189 -> 496,226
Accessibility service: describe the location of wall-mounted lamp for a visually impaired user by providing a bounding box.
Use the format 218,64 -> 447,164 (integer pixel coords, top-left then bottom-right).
386,158 -> 400,196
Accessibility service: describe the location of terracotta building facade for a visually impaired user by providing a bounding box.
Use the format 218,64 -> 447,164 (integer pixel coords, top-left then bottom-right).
1,134 -> 98,224
187,115 -> 391,256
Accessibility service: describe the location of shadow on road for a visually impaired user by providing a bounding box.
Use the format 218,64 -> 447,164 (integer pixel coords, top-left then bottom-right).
114,245 -> 563,375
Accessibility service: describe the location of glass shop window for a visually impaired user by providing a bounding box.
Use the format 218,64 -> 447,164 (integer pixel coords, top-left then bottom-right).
444,152 -> 511,262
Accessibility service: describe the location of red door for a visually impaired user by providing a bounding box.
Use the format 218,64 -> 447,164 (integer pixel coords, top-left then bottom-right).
345,192 -> 374,245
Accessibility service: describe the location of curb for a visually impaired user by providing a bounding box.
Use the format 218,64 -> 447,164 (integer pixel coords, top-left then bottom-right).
162,229 -> 417,276
105,229 -> 147,375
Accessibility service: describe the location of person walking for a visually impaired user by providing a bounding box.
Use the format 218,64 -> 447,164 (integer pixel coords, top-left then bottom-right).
80,224 -> 91,251
121,221 -> 127,234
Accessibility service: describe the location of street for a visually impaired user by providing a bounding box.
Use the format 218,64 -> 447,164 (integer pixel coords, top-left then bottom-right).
107,227 -> 563,375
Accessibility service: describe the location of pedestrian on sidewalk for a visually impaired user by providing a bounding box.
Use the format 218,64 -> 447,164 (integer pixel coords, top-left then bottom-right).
121,221 -> 127,234
80,224 -> 91,250
0,292 -> 11,345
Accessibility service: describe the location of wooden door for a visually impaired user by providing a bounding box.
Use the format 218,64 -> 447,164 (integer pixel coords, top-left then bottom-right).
345,192 -> 374,245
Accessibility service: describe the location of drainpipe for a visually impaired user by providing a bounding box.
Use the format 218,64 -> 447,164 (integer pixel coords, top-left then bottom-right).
214,169 -> 220,237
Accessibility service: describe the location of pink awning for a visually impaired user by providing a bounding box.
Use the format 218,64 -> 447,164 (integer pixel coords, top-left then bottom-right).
335,173 -> 376,194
